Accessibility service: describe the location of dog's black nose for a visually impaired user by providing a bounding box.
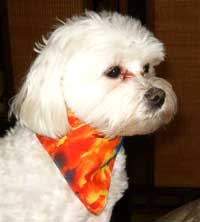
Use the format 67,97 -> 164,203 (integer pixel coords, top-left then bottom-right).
144,87 -> 166,109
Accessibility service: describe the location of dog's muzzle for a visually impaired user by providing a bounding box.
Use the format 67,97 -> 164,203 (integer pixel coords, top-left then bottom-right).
144,87 -> 166,109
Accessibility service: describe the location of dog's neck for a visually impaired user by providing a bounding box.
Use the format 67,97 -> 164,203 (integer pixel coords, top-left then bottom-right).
37,110 -> 123,215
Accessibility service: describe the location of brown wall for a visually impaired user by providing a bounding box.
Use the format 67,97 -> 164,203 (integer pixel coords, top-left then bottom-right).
148,0 -> 200,187
7,0 -> 90,91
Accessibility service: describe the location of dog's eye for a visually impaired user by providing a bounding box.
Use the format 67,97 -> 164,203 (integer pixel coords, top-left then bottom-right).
144,63 -> 150,73
105,66 -> 121,78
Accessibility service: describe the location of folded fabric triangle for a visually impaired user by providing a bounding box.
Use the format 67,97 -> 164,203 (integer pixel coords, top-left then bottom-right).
37,110 -> 123,215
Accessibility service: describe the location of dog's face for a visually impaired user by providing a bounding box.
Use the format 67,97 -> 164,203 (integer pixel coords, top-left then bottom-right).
11,12 -> 177,138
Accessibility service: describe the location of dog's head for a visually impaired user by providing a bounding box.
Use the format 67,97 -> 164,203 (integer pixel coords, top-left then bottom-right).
11,11 -> 177,138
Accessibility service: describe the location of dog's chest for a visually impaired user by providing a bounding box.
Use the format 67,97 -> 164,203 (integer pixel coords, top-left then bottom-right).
0,127 -> 128,222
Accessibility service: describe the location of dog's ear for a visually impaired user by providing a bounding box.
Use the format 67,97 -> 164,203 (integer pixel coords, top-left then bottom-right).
10,26 -> 71,138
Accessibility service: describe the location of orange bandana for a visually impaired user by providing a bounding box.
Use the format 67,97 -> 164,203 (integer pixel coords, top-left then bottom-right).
37,111 -> 123,215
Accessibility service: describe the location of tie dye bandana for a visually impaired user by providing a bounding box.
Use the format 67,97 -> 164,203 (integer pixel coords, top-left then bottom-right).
37,110 -> 123,215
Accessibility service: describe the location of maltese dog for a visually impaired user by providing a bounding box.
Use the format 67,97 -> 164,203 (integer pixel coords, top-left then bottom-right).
0,11 -> 177,222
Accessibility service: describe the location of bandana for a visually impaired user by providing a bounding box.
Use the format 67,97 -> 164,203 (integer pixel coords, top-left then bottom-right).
37,110 -> 123,215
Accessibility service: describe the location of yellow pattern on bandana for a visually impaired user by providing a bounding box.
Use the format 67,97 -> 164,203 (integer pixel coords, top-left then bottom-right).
37,110 -> 123,215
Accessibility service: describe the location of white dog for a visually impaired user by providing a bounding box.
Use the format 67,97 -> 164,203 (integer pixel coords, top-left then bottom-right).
0,11 -> 177,222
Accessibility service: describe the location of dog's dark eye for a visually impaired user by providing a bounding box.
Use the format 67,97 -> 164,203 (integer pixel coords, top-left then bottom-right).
144,63 -> 150,73
105,66 -> 121,78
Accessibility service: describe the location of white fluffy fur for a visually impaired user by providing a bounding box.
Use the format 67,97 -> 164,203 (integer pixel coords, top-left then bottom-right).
0,11 -> 177,222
